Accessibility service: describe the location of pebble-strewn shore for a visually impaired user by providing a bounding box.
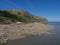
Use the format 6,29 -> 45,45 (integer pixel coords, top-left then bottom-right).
0,22 -> 54,44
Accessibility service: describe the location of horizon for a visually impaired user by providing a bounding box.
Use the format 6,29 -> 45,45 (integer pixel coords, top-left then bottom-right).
0,0 -> 60,22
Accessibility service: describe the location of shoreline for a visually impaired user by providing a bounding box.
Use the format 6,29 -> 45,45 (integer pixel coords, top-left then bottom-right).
0,22 -> 54,44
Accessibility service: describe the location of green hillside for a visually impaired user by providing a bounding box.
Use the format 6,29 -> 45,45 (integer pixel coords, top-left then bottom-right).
0,10 -> 48,24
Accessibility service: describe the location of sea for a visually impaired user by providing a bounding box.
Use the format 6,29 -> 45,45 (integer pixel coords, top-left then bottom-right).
4,22 -> 60,45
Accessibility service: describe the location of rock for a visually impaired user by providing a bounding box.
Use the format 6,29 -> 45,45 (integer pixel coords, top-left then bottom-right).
0,22 -> 54,44
0,31 -> 9,44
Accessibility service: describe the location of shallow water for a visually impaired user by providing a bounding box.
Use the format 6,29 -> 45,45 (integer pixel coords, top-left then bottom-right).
3,22 -> 60,45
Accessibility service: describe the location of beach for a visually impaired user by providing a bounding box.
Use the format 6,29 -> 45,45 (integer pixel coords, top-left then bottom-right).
0,22 -> 54,44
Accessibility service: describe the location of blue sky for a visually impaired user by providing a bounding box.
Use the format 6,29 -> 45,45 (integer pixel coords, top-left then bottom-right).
0,0 -> 60,21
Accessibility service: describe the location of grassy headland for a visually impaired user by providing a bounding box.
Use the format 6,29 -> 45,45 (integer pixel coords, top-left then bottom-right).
0,10 -> 48,24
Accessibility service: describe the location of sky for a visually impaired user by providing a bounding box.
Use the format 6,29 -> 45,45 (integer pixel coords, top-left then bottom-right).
0,0 -> 60,22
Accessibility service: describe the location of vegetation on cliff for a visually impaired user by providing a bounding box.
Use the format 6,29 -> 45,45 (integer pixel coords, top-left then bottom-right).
0,10 -> 48,24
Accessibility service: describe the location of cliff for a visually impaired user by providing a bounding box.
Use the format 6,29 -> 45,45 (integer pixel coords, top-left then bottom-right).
0,10 -> 48,24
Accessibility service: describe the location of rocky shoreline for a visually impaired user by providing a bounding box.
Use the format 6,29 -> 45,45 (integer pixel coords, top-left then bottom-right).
0,22 -> 54,44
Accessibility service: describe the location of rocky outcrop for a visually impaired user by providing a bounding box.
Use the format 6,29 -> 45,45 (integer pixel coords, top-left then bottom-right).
0,22 -> 54,44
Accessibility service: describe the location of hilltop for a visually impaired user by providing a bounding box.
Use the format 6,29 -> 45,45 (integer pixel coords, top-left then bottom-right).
0,10 -> 48,24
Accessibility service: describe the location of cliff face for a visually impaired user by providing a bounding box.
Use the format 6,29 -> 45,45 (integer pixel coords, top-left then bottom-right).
0,10 -> 48,24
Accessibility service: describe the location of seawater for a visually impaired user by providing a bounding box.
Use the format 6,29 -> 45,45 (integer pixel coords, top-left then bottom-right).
4,22 -> 60,45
